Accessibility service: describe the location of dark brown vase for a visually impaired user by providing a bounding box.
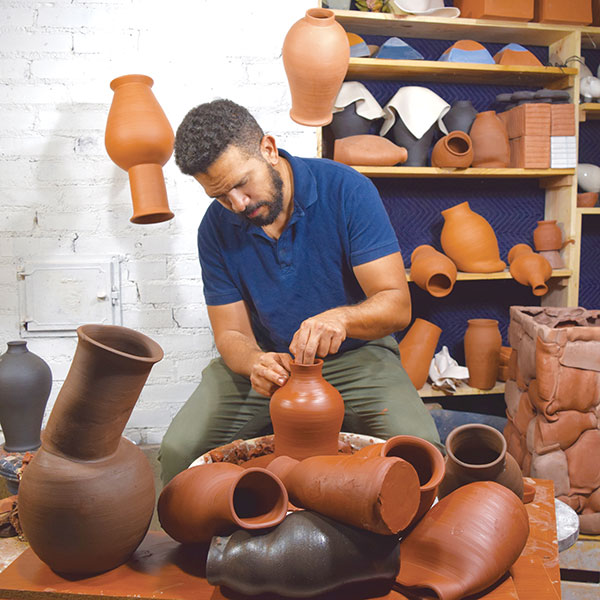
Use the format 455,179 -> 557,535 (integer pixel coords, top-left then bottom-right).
398,318 -> 442,390
268,454 -> 420,534
430,130 -> 474,168
269,359 -> 344,460
439,423 -> 524,500
464,318 -> 502,390
158,463 -> 288,544
395,481 -> 530,600
470,110 -> 510,167
17,324 -> 163,575
410,245 -> 457,298
508,243 -> 553,296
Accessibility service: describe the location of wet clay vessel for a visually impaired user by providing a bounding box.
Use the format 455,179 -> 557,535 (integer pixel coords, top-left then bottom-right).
469,110 -> 511,167
105,74 -> 175,224
410,245 -> 457,298
18,325 -> 163,575
508,244 -> 553,296
464,318 -> 502,390
398,318 -> 441,390
158,462 -> 288,544
268,454 -> 420,534
333,134 -> 407,166
431,130 -> 473,168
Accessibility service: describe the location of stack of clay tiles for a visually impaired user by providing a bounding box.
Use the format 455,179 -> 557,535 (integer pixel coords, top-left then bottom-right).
503,306 -> 600,534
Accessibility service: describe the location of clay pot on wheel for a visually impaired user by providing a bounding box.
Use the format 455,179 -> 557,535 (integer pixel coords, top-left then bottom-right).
410,245 -> 457,297
398,318 -> 442,390
508,244 -> 553,296
464,318 -> 502,390
431,131 -> 473,168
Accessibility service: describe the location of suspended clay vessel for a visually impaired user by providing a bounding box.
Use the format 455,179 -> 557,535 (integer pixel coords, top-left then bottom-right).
440,201 -> 506,272
270,359 -> 344,460
398,318 -> 442,390
207,510 -> 401,598
18,325 -> 163,575
158,462 -> 288,544
105,74 -> 175,224
508,244 -> 552,296
395,481 -> 529,600
470,110 -> 510,167
410,245 -> 457,297
0,341 -> 51,453
268,454 -> 420,534
431,130 -> 473,168
442,100 -> 477,134
333,134 -> 407,166
439,423 -> 524,500
355,435 -> 446,526
464,318 -> 502,390
282,8 -> 350,126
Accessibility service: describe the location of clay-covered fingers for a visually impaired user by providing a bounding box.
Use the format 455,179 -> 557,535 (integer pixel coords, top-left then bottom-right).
249,352 -> 291,397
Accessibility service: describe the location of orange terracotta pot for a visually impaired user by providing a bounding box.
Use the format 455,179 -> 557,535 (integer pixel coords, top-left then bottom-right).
508,244 -> 553,296
410,245 -> 457,298
430,130 -> 473,168
470,111 -> 510,168
454,0 -> 534,21
440,202 -> 506,273
396,481 -> 530,600
577,192 -> 598,207
333,134 -> 407,166
464,318 -> 502,390
535,0 -> 592,25
157,463 -> 288,544
533,220 -> 563,251
282,8 -> 350,126
105,74 -> 175,224
268,454 -> 420,534
398,318 -> 442,390
270,359 -> 344,460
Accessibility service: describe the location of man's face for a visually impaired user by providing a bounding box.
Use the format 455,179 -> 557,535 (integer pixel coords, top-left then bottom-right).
194,144 -> 284,227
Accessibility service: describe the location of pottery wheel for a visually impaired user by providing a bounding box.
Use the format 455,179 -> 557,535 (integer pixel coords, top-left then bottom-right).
555,498 -> 579,552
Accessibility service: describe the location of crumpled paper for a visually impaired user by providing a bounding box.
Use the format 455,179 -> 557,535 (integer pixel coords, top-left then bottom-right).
428,346 -> 469,393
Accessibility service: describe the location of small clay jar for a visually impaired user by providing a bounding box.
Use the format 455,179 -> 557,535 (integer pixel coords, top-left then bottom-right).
469,110 -> 510,167
431,131 -> 474,168
464,318 -> 502,390
398,318 -> 442,390
410,245 -> 457,298
439,423 -> 524,500
533,220 -> 563,251
577,192 -> 598,207
333,134 -> 407,166
508,243 -> 553,296
270,359 -> 344,460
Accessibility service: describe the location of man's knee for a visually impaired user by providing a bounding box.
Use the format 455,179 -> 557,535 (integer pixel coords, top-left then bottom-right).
158,429 -> 197,486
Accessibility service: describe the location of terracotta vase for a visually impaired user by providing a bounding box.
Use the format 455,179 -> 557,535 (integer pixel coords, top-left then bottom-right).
398,318 -> 442,390
158,463 -> 288,544
469,111 -> 510,167
270,359 -> 344,460
533,220 -> 563,251
105,74 -> 175,224
18,325 -> 163,575
439,424 -> 524,500
410,245 -> 457,298
431,130 -> 474,168
333,134 -> 407,166
207,510 -> 401,598
442,100 -> 477,134
508,243 -> 553,296
355,435 -> 446,526
268,454 -> 419,534
440,202 -> 506,273
464,318 -> 502,390
396,481 -> 529,600
0,341 -> 51,452
282,8 -> 350,126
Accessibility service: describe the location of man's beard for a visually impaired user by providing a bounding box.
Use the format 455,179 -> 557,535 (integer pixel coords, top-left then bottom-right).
241,164 -> 284,226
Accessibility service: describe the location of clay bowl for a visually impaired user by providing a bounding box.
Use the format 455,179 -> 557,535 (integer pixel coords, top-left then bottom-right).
577,192 -> 598,208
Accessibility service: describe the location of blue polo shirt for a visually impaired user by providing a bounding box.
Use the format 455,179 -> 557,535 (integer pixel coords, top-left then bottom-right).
197,149 -> 400,355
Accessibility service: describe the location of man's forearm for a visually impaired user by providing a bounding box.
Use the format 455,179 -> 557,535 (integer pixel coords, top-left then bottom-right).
214,330 -> 264,378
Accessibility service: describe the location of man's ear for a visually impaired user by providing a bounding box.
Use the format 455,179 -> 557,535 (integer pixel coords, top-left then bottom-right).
259,135 -> 279,166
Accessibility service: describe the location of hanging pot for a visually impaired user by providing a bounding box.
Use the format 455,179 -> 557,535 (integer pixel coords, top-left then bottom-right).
410,245 -> 457,297
398,318 -> 442,390
464,318 -> 502,390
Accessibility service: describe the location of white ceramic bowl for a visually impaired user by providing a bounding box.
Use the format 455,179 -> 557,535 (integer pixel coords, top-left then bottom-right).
577,163 -> 600,193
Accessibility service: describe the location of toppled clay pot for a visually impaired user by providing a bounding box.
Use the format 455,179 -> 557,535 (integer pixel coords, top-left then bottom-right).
398,318 -> 442,390
410,245 -> 457,298
333,134 -> 407,166
431,130 -> 474,168
508,244 -> 553,296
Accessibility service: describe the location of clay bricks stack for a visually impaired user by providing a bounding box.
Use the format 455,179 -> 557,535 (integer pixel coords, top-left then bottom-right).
550,104 -> 577,168
503,306 -> 600,535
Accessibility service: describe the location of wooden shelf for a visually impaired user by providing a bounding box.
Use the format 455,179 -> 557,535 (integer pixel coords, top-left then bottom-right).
351,166 -> 575,179
407,269 -> 571,282
578,207 -> 600,214
419,381 -> 505,397
346,57 -> 575,88
580,102 -> 600,121
580,26 -> 600,49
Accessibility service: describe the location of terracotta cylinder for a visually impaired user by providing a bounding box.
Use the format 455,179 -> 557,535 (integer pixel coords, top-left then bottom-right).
439,423 -> 524,500
440,202 -> 506,273
410,245 -> 457,298
17,325 -> 163,575
355,435 -> 446,526
158,463 -> 288,544
464,318 -> 502,390
270,359 -> 344,460
268,454 -> 420,534
431,130 -> 474,168
282,8 -> 350,126
398,318 -> 442,390
105,74 -> 175,224
508,243 -> 553,296
469,110 -> 510,167
333,134 -> 407,166
533,220 -> 562,251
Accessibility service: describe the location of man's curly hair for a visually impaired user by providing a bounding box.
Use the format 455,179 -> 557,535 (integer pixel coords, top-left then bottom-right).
174,99 -> 264,175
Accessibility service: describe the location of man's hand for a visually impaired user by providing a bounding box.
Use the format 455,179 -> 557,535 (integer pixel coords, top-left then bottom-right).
289,309 -> 348,365
250,352 -> 293,397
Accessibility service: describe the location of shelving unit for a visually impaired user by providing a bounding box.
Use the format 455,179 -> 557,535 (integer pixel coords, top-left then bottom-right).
406,269 -> 571,282
579,102 -> 600,121
350,166 -> 574,179
578,207 -> 600,214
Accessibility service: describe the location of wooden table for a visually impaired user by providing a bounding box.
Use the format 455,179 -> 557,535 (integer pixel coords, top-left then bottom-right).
0,480 -> 561,600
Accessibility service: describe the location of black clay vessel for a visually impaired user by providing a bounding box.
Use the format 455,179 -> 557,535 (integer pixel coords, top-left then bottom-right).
206,510 -> 401,597
329,103 -> 374,139
389,117 -> 436,167
0,341 -> 52,452
442,100 -> 478,134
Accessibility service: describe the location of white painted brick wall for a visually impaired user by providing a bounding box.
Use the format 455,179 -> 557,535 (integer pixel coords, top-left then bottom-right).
0,0 -> 317,447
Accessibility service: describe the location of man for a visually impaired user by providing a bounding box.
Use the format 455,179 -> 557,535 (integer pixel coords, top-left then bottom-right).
158,99 -> 441,483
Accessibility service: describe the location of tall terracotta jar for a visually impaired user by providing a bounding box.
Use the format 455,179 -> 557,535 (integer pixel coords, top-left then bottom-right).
282,8 -> 350,126
469,110 -> 510,167
398,318 -> 442,390
105,74 -> 175,224
440,201 -> 506,273
410,245 -> 458,298
18,324 -> 163,575
439,423 -> 524,500
464,318 -> 502,389
270,359 -> 344,460
508,243 -> 552,296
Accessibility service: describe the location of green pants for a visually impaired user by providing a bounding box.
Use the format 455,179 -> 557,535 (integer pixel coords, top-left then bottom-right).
158,336 -> 441,484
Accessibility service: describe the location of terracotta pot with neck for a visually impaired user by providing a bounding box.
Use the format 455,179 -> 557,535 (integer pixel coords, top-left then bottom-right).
464,318 -> 502,390
508,244 -> 552,296
410,245 -> 457,298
